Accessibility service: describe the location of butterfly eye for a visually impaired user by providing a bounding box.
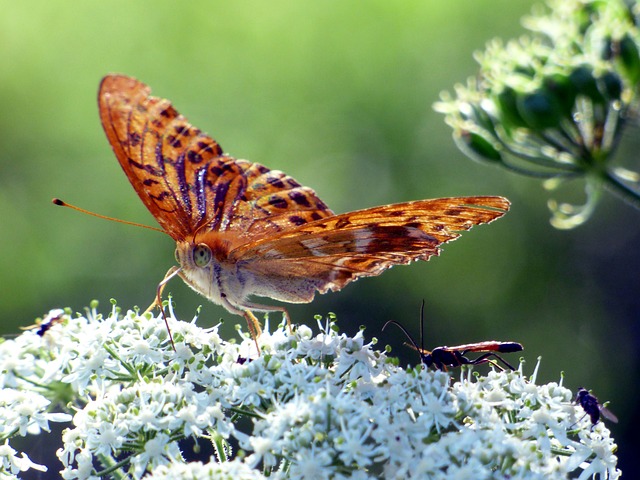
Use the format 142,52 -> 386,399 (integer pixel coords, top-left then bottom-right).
193,244 -> 212,267
174,248 -> 180,263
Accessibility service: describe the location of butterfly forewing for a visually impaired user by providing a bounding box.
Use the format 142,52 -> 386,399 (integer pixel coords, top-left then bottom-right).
99,75 -> 333,242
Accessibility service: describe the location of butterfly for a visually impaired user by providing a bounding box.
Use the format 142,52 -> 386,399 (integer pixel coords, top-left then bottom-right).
98,74 -> 510,340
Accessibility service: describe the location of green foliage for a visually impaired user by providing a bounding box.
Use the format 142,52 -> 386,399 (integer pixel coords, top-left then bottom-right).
436,0 -> 640,229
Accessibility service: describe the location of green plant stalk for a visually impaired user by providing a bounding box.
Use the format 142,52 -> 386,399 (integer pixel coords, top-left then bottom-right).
601,169 -> 640,210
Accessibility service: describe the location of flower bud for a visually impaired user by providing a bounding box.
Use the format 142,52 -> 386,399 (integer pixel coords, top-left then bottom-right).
597,71 -> 623,101
542,73 -> 576,117
454,130 -> 502,164
616,34 -> 640,86
516,89 -> 563,130
601,35 -> 615,62
569,66 -> 606,105
495,86 -> 529,129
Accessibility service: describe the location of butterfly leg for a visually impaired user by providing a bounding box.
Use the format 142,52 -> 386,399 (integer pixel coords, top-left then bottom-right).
212,294 -> 261,354
144,266 -> 183,350
243,311 -> 263,353
238,301 -> 293,335
240,306 -> 291,356
144,266 -> 181,313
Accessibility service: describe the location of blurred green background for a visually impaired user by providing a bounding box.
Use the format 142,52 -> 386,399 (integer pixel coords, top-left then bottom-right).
1,0 -> 637,475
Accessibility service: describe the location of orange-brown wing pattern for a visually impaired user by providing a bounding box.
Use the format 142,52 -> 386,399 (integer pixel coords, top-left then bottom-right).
231,196 -> 509,302
222,162 -> 334,236
98,74 -> 333,242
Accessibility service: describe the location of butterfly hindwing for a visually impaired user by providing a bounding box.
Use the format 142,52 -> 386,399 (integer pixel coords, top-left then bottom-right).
231,197 -> 509,300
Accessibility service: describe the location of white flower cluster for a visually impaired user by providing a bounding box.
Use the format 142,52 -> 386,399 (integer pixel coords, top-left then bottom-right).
0,304 -> 620,479
0,308 -> 73,478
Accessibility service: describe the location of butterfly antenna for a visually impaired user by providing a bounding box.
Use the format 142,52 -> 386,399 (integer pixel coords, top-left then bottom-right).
192,222 -> 208,242
52,198 -> 165,234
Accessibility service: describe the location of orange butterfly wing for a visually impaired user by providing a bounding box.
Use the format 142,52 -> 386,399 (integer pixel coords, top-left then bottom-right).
98,75 -> 334,242
229,197 -> 509,303
98,74 -> 510,322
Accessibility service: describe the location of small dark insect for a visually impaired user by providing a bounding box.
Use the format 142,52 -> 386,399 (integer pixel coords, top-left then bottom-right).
575,388 -> 618,427
36,312 -> 65,336
382,301 -> 523,371
21,309 -> 66,337
236,356 -> 248,365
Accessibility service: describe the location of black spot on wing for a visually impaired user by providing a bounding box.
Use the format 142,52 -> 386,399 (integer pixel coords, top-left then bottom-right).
255,164 -> 270,174
268,195 -> 288,209
174,125 -> 190,136
187,150 -> 203,164
445,208 -> 463,216
289,190 -> 311,207
128,131 -> 141,146
267,176 -> 286,189
197,140 -> 223,156
128,157 -> 164,176
167,135 -> 182,148
160,106 -> 178,119
335,218 -> 350,229
289,215 -> 307,226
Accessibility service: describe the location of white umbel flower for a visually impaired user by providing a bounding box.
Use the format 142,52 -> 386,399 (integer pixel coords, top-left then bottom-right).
0,304 -> 620,479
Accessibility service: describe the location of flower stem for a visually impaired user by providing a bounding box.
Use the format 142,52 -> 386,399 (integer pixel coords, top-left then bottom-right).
96,454 -> 130,479
601,169 -> 640,210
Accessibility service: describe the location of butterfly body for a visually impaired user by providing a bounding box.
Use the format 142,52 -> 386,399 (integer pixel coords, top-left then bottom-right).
97,74 -> 510,335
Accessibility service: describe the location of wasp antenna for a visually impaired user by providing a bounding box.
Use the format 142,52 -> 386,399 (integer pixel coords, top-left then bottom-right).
419,299 -> 426,354
382,320 -> 423,355
52,198 -> 165,234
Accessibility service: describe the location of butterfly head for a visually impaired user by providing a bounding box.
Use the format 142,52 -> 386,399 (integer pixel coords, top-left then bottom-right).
173,240 -> 218,302
175,242 -> 213,270
173,232 -> 242,303
174,228 -> 234,267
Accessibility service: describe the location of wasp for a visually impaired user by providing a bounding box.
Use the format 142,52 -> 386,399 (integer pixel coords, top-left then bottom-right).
383,302 -> 522,371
